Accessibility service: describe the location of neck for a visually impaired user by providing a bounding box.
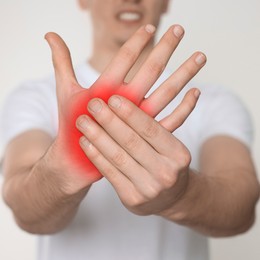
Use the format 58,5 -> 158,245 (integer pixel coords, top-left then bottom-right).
88,38 -> 154,83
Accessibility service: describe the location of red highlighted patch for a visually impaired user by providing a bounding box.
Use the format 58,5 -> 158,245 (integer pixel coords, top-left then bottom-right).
62,84 -> 145,180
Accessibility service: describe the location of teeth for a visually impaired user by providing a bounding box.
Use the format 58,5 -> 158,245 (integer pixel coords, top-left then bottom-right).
119,12 -> 141,21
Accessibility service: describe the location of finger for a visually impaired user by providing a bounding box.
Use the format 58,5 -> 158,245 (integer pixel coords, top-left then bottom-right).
76,114 -> 152,185
159,88 -> 201,132
92,24 -> 156,92
108,95 -> 179,156
85,98 -> 162,174
79,136 -> 132,189
140,52 -> 207,117
45,32 -> 79,94
128,25 -> 185,103
79,134 -> 161,205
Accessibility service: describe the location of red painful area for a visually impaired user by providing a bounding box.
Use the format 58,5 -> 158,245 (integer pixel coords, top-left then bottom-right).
63,84 -> 148,179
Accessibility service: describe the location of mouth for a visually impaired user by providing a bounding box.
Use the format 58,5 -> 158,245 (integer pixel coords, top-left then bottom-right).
117,11 -> 142,23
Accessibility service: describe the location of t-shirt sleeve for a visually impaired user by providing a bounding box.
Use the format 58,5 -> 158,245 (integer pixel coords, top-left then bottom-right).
198,85 -> 253,149
0,79 -> 58,152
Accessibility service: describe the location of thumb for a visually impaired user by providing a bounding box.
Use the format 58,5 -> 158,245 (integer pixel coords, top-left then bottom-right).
45,32 -> 79,94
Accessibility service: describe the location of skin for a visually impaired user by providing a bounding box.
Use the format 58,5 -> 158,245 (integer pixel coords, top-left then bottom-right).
81,0 -> 170,80
2,0 -> 260,237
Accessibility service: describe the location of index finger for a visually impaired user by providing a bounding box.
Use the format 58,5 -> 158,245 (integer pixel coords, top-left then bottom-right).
92,24 -> 155,92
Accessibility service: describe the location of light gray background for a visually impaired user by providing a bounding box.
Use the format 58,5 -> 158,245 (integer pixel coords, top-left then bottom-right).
0,0 -> 259,259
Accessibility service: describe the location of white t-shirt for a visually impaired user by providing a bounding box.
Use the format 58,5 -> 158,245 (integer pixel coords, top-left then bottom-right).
0,62 -> 253,260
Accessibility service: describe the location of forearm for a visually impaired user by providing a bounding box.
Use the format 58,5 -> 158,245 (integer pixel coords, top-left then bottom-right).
3,152 -> 90,234
159,169 -> 260,237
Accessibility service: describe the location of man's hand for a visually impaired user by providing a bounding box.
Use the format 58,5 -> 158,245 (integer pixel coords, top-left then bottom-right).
45,24 -> 206,195
76,95 -> 192,215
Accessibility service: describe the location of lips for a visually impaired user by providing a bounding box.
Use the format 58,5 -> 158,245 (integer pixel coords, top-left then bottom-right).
117,11 -> 142,22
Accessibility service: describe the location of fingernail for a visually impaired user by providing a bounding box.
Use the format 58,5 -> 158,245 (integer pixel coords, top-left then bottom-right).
88,99 -> 102,113
80,136 -> 91,148
173,25 -> 184,39
109,96 -> 122,108
145,24 -> 156,34
194,89 -> 201,98
195,53 -> 206,65
77,116 -> 89,129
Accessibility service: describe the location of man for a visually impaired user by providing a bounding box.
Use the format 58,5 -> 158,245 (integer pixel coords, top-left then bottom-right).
1,0 -> 259,260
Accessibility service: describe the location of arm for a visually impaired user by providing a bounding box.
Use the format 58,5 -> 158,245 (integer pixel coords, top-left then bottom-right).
159,136 -> 260,237
2,130 -> 90,234
2,24 -> 205,234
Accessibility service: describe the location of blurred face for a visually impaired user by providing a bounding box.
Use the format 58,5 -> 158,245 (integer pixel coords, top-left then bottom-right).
79,0 -> 169,46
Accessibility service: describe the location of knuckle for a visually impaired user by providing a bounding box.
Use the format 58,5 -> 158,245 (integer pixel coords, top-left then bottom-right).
98,107 -> 115,126
86,145 -> 100,161
123,132 -> 140,151
161,174 -> 178,189
120,102 -> 135,119
88,127 -> 101,142
142,183 -> 161,200
142,120 -> 160,138
103,166 -> 118,181
147,60 -> 165,76
124,192 -> 145,209
161,83 -> 179,100
178,149 -> 191,169
111,150 -> 128,167
173,115 -> 186,130
158,165 -> 178,189
119,45 -> 138,64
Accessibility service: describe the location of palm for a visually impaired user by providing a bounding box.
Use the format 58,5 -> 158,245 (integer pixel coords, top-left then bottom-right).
45,24 -> 206,187
58,83 -> 136,182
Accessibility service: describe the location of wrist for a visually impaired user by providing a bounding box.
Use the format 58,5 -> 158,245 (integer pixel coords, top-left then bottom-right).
41,140 -> 92,196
